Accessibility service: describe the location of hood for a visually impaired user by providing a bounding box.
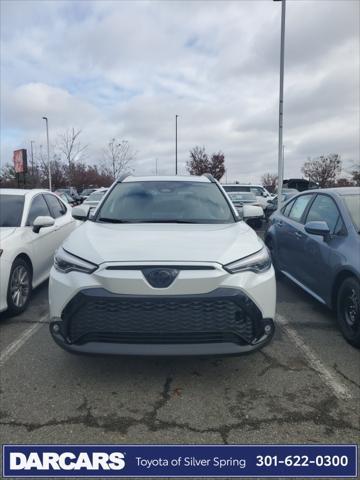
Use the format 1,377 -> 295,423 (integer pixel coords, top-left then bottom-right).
0,227 -> 17,244
63,221 -> 264,266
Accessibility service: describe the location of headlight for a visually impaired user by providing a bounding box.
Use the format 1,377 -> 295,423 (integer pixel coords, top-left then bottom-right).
224,247 -> 271,274
54,248 -> 98,274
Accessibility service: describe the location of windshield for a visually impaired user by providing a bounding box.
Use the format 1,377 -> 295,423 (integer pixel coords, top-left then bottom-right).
96,181 -> 235,224
342,194 -> 360,231
87,191 -> 106,202
0,194 -> 25,227
228,192 -> 256,202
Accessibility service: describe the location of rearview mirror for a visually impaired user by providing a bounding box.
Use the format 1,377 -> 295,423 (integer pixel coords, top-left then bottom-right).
32,216 -> 55,233
305,221 -> 330,239
72,205 -> 90,221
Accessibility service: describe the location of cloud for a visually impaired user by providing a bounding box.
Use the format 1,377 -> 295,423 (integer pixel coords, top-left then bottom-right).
0,0 -> 359,183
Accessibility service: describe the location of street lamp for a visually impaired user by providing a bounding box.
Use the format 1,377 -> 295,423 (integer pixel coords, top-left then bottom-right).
175,114 -> 179,175
274,0 -> 286,209
42,116 -> 52,191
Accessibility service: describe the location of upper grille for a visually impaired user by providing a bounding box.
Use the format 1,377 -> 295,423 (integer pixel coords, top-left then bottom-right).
61,288 -> 262,346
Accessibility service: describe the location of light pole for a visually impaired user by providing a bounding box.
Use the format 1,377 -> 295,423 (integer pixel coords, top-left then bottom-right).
274,0 -> 286,209
175,114 -> 179,175
42,116 -> 52,191
30,140 -> 35,176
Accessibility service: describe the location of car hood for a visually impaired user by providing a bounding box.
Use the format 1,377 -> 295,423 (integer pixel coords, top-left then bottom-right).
63,221 -> 264,265
0,227 -> 17,243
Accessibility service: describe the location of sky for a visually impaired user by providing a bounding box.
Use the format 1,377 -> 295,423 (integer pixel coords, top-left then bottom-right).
0,0 -> 359,183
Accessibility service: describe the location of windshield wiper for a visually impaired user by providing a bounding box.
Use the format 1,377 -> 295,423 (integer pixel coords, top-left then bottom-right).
98,217 -> 133,223
136,219 -> 199,223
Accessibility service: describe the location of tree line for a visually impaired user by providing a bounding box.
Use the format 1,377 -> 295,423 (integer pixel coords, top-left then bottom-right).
261,154 -> 360,192
0,128 -> 136,191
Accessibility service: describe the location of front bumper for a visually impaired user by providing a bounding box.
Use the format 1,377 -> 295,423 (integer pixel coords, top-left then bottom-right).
50,287 -> 275,355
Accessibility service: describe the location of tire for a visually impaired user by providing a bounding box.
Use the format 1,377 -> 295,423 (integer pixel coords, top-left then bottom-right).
337,277 -> 360,348
7,258 -> 32,315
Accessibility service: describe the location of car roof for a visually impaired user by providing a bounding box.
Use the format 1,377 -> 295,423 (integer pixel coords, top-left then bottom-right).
122,175 -> 211,183
301,187 -> 360,196
0,188 -> 50,196
222,183 -> 264,187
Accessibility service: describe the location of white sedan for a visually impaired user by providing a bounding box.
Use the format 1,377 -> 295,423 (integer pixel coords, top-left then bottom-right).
0,188 -> 77,314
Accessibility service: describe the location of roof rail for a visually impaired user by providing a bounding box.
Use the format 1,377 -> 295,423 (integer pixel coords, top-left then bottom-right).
117,173 -> 131,183
202,173 -> 216,183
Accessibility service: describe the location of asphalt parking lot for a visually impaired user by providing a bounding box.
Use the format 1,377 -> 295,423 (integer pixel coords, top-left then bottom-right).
1,226 -> 359,463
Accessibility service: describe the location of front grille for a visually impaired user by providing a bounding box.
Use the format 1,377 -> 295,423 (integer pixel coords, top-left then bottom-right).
61,288 -> 263,346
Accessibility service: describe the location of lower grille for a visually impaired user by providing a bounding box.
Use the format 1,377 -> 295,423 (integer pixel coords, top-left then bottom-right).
61,288 -> 263,345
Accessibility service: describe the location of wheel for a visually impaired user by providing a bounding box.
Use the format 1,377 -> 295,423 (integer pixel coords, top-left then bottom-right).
7,258 -> 32,315
337,277 -> 360,348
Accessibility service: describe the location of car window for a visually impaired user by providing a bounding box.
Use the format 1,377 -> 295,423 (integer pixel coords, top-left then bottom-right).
44,194 -> 66,218
249,187 -> 263,196
342,194 -> 360,231
0,194 -> 25,227
282,199 -> 295,217
288,195 -> 314,223
26,194 -> 51,226
223,186 -> 250,193
305,194 -> 341,234
97,181 -> 235,224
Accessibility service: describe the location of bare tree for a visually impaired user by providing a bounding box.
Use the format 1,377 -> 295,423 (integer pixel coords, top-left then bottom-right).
57,128 -> 88,166
102,139 -> 136,180
351,162 -> 360,186
301,154 -> 342,188
261,173 -> 278,193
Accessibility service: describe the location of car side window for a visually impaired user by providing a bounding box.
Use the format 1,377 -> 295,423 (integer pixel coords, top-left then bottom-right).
44,194 -> 66,218
288,195 -> 314,223
305,194 -> 341,234
282,199 -> 295,217
26,195 -> 51,226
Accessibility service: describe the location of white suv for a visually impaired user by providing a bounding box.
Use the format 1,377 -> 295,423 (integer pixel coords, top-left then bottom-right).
222,184 -> 273,210
49,175 -> 276,355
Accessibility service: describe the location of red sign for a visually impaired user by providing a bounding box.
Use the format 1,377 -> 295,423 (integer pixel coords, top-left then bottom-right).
13,149 -> 28,174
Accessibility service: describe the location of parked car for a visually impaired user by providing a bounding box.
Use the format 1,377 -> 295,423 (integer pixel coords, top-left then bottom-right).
49,175 -> 276,355
265,191 -> 298,220
265,187 -> 360,347
57,188 -> 82,205
283,178 -> 318,192
222,184 -> 273,211
227,191 -> 264,229
82,188 -> 108,208
0,189 -> 77,314
80,188 -> 97,200
54,190 -> 77,207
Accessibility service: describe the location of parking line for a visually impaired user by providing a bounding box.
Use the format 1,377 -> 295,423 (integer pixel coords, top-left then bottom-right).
276,314 -> 351,400
0,315 -> 48,368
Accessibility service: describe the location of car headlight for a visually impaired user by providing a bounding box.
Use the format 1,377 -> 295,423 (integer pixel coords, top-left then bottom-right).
54,248 -> 98,274
224,247 -> 271,274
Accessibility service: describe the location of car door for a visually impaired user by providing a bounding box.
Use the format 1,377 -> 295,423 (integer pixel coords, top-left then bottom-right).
25,194 -> 59,283
299,194 -> 345,301
43,193 -> 76,246
276,194 -> 315,278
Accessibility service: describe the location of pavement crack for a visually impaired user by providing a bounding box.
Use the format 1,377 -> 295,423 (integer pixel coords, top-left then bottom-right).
333,364 -> 360,389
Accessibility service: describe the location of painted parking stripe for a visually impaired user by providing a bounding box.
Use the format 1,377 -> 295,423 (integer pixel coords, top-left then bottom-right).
276,314 -> 351,400
0,315 -> 48,368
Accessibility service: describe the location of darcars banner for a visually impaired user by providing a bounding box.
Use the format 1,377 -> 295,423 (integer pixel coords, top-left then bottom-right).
3,444 -> 357,477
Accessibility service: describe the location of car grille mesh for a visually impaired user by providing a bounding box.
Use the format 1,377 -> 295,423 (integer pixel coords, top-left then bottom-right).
62,289 -> 259,346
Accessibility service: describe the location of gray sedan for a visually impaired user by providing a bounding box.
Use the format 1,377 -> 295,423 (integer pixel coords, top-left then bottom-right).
265,187 -> 360,347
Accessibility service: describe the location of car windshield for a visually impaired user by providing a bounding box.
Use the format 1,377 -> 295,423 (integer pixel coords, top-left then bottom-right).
228,192 -> 256,202
342,194 -> 360,231
223,185 -> 250,193
87,191 -> 106,202
96,181 -> 235,224
0,194 -> 25,227
82,189 -> 94,195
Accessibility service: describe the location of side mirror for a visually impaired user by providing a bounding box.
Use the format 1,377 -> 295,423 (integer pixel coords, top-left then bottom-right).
305,221 -> 331,239
32,216 -> 55,233
72,205 -> 90,221
243,204 -> 264,220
